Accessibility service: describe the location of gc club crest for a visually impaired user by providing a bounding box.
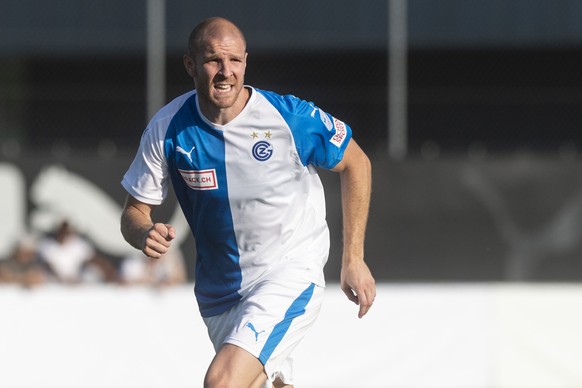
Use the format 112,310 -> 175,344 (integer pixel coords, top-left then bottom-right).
252,140 -> 273,161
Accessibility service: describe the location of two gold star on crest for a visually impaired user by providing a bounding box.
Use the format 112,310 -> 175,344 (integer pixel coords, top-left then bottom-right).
251,131 -> 272,139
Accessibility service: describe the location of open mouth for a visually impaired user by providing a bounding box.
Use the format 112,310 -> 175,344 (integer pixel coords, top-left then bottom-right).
214,84 -> 232,94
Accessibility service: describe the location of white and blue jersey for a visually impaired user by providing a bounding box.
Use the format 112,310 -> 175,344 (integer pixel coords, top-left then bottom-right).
122,86 -> 352,317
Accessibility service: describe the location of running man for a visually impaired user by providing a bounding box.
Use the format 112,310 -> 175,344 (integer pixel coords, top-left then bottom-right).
120,17 -> 375,388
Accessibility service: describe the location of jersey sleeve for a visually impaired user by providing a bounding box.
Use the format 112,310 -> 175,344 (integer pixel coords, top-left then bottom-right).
258,90 -> 352,169
121,122 -> 169,205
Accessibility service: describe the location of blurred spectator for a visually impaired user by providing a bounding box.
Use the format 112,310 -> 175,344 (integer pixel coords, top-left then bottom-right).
37,220 -> 118,284
0,220 -> 184,287
0,235 -> 48,288
120,245 -> 187,287
81,250 -> 120,284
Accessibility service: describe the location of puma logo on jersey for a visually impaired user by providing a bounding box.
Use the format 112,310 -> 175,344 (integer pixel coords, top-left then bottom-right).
176,146 -> 195,163
246,322 -> 266,341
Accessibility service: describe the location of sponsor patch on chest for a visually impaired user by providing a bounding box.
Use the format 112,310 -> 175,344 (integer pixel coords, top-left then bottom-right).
178,169 -> 218,190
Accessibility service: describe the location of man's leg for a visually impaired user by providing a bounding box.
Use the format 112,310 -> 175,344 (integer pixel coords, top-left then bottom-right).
273,377 -> 292,388
204,343 -> 267,388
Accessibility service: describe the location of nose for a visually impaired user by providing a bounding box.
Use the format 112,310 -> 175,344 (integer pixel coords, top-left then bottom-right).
218,60 -> 233,78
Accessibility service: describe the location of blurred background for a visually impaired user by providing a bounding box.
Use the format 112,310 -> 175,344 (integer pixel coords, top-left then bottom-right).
1,1 -> 582,387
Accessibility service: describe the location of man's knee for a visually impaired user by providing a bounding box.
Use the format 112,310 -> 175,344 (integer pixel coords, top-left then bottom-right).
204,344 -> 266,387
203,370 -> 234,388
203,369 -> 222,388
204,369 -> 268,388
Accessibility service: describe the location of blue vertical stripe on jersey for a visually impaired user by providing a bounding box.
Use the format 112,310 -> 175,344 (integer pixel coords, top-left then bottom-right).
164,95 -> 243,317
258,283 -> 316,365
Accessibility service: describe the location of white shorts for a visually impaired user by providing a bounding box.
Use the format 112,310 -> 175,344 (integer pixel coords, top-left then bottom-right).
203,278 -> 325,386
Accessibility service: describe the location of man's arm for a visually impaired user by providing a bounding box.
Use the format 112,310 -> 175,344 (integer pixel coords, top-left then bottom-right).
120,195 -> 176,258
331,138 -> 376,318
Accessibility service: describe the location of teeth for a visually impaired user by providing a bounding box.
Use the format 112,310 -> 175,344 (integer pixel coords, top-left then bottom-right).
215,84 -> 231,90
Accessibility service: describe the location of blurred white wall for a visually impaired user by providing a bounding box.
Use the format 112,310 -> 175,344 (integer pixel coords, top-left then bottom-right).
1,283 -> 581,388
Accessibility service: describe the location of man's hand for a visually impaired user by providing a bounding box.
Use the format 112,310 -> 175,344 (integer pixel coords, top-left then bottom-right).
340,259 -> 376,318
141,223 -> 176,258
121,195 -> 176,259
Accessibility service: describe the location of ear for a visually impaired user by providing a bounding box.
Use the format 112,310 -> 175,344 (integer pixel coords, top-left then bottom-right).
183,55 -> 196,78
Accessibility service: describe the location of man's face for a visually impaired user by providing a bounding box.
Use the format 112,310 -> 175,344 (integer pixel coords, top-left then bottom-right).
186,31 -> 247,115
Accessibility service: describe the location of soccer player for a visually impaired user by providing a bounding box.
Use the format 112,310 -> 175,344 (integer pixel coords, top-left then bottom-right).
120,17 -> 375,388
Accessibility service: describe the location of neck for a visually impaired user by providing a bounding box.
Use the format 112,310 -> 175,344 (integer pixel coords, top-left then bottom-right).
199,87 -> 250,125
